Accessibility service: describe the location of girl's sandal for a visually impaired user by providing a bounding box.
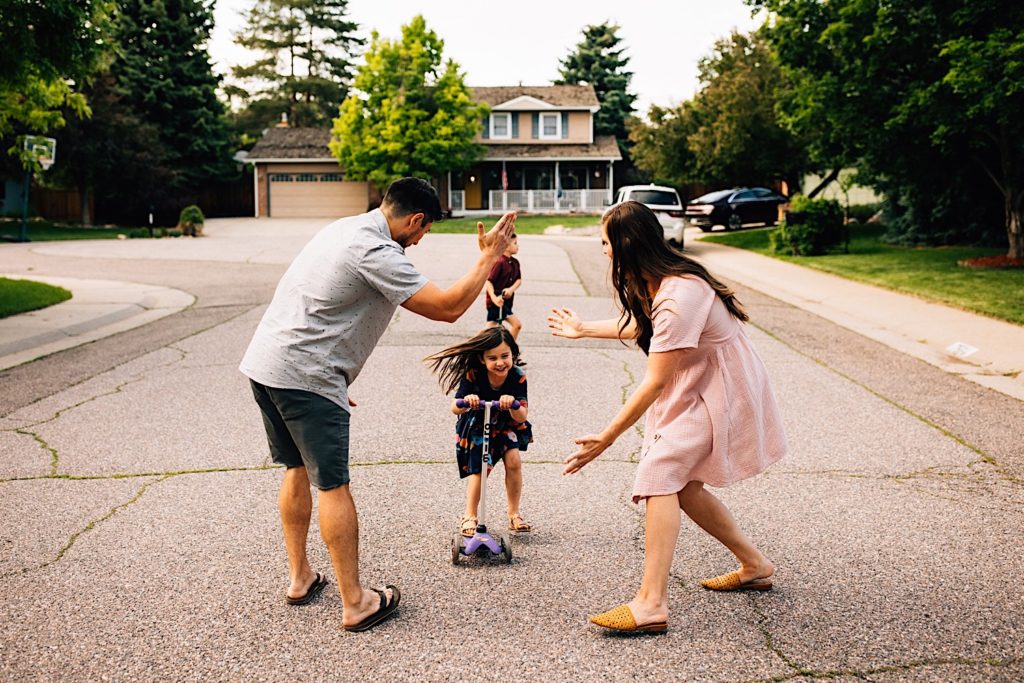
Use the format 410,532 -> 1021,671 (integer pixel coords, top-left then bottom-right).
460,516 -> 477,537
508,514 -> 531,533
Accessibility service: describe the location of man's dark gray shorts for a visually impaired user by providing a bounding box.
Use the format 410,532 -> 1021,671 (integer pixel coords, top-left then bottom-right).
250,380 -> 350,490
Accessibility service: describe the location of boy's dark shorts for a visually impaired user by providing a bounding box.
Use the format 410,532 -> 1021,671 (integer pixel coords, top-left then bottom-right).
250,380 -> 350,490
486,301 -> 514,322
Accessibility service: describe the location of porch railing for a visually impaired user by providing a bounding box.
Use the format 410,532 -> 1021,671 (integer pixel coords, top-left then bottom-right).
449,190 -> 465,213
486,189 -> 612,213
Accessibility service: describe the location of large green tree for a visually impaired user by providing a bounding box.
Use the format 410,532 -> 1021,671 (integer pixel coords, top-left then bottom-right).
231,0 -> 362,133
555,23 -> 637,149
330,15 -> 485,189
111,0 -> 234,197
751,0 -> 1024,257
50,72 -> 171,225
0,0 -> 113,158
628,31 -> 804,191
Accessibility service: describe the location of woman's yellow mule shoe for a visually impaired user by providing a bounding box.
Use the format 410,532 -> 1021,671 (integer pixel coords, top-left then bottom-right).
700,570 -> 773,591
589,604 -> 667,633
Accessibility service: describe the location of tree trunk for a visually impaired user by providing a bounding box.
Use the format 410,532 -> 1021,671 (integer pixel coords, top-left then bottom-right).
1008,188 -> 1023,259
78,184 -> 92,226
807,167 -> 840,198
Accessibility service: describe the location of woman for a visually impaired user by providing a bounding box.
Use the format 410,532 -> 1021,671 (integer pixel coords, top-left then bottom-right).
548,201 -> 786,633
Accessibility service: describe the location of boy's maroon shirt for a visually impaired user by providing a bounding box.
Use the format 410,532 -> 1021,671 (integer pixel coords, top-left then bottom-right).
486,256 -> 521,310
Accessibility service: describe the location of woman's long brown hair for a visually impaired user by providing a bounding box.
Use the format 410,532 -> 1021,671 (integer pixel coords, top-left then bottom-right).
424,325 -> 525,394
604,200 -> 748,354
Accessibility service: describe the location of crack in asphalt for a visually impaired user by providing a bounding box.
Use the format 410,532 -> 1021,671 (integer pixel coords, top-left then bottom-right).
592,349 -> 644,463
1,474 -> 168,578
750,323 -> 1022,487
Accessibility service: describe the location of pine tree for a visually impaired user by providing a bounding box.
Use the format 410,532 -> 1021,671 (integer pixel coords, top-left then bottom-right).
231,0 -> 362,131
112,0 -> 233,191
109,0 -> 232,192
330,16 -> 485,188
556,23 -> 637,145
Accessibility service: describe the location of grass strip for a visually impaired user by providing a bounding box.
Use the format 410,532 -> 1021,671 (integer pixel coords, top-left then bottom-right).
0,277 -> 71,318
701,225 -> 1023,325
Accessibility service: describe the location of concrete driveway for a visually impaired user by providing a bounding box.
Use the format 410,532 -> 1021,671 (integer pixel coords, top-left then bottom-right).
1,217 -> 1022,681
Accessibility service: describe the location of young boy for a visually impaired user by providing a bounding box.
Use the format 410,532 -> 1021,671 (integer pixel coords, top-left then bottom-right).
485,233 -> 522,338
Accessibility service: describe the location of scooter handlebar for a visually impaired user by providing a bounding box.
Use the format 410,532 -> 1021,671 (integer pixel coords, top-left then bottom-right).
455,399 -> 522,410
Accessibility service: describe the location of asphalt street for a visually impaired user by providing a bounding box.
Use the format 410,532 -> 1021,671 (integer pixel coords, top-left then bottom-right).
1,219 -> 1022,682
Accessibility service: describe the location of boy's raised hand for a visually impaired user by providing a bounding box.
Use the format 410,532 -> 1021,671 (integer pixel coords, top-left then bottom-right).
478,211 -> 517,256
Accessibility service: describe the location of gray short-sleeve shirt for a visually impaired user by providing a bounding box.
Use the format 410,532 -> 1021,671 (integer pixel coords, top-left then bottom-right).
239,209 -> 428,410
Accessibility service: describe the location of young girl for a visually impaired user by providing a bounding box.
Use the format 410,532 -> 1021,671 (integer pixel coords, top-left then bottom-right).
425,326 -> 533,536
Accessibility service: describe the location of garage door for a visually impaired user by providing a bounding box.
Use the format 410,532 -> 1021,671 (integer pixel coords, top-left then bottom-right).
269,173 -> 368,218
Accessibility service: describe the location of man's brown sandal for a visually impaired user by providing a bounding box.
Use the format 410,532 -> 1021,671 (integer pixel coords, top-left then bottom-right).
508,514 -> 531,532
460,516 -> 477,537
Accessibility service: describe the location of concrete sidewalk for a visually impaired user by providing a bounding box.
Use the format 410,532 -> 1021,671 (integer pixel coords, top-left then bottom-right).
685,234 -> 1024,401
0,274 -> 194,371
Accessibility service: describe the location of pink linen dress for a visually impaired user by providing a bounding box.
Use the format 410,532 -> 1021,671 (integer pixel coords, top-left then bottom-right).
631,275 -> 786,503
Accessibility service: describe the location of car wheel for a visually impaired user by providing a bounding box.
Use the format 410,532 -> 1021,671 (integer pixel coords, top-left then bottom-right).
727,214 -> 742,231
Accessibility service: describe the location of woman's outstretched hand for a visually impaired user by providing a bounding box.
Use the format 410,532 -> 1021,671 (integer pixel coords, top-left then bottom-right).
564,433 -> 612,474
548,307 -> 584,339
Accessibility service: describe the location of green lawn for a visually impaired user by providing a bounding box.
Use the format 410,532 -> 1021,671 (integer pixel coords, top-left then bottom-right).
0,277 -> 72,318
432,214 -> 599,234
0,219 -> 133,241
701,225 -> 1024,325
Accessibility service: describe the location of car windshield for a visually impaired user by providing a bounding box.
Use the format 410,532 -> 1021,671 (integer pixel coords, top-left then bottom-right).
691,190 -> 735,204
630,190 -> 679,205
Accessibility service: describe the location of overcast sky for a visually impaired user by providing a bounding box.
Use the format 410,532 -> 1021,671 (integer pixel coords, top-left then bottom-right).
209,0 -> 764,116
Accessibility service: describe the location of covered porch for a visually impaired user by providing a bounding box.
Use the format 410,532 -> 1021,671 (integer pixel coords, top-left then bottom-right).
446,159 -> 616,215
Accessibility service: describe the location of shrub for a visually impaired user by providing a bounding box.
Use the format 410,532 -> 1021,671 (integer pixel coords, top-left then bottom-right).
128,228 -> 150,239
177,204 -> 205,237
769,195 -> 847,256
153,228 -> 164,238
166,228 -> 183,238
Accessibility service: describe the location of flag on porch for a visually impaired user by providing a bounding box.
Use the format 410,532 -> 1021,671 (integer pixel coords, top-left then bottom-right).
501,160 -> 508,191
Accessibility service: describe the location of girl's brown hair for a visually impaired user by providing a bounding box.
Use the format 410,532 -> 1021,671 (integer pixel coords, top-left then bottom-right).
424,325 -> 525,394
604,200 -> 748,354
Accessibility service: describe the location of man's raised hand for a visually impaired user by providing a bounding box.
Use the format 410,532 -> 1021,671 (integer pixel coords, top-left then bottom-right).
478,211 -> 517,256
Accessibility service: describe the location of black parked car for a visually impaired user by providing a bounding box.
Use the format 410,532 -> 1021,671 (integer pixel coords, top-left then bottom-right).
685,187 -> 788,232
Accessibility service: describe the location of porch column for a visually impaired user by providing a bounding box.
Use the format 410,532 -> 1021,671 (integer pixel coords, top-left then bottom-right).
608,161 -> 614,205
555,161 -> 561,212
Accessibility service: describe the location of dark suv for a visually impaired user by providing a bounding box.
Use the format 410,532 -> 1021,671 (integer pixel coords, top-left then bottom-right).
685,187 -> 788,232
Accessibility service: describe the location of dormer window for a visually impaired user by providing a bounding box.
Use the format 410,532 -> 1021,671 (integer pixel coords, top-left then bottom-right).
539,112 -> 561,139
490,112 -> 512,139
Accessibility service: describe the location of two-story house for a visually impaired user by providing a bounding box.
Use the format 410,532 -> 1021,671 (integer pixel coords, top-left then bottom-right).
245,84 -> 620,218
448,85 -> 621,214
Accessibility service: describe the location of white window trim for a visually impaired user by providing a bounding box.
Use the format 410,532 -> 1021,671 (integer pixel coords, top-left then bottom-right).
539,112 -> 561,139
490,112 -> 512,139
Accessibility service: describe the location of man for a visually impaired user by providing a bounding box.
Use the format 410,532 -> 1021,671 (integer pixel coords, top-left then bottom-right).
240,177 -> 515,632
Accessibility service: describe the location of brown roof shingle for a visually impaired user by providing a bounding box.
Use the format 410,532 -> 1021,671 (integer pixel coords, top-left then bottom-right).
484,135 -> 621,161
470,85 -> 599,108
247,127 -> 333,160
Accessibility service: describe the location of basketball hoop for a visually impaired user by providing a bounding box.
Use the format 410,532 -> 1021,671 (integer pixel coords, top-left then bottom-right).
22,135 -> 57,171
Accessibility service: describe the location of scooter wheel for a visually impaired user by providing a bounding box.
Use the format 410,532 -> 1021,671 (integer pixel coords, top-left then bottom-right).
499,537 -> 512,564
450,534 -> 461,565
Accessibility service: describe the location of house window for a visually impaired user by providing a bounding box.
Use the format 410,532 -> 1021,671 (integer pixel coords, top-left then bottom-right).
540,112 -> 560,139
490,112 -> 512,139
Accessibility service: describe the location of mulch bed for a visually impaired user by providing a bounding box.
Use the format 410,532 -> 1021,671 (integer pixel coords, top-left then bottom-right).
958,254 -> 1024,269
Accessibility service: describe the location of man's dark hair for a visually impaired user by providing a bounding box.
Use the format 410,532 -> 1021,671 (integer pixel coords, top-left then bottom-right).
382,177 -> 443,224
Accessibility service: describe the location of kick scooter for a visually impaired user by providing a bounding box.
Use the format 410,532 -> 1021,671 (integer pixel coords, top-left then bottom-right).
450,399 -> 520,565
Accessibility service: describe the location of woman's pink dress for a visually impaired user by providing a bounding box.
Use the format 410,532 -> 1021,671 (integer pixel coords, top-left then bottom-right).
632,275 -> 786,503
